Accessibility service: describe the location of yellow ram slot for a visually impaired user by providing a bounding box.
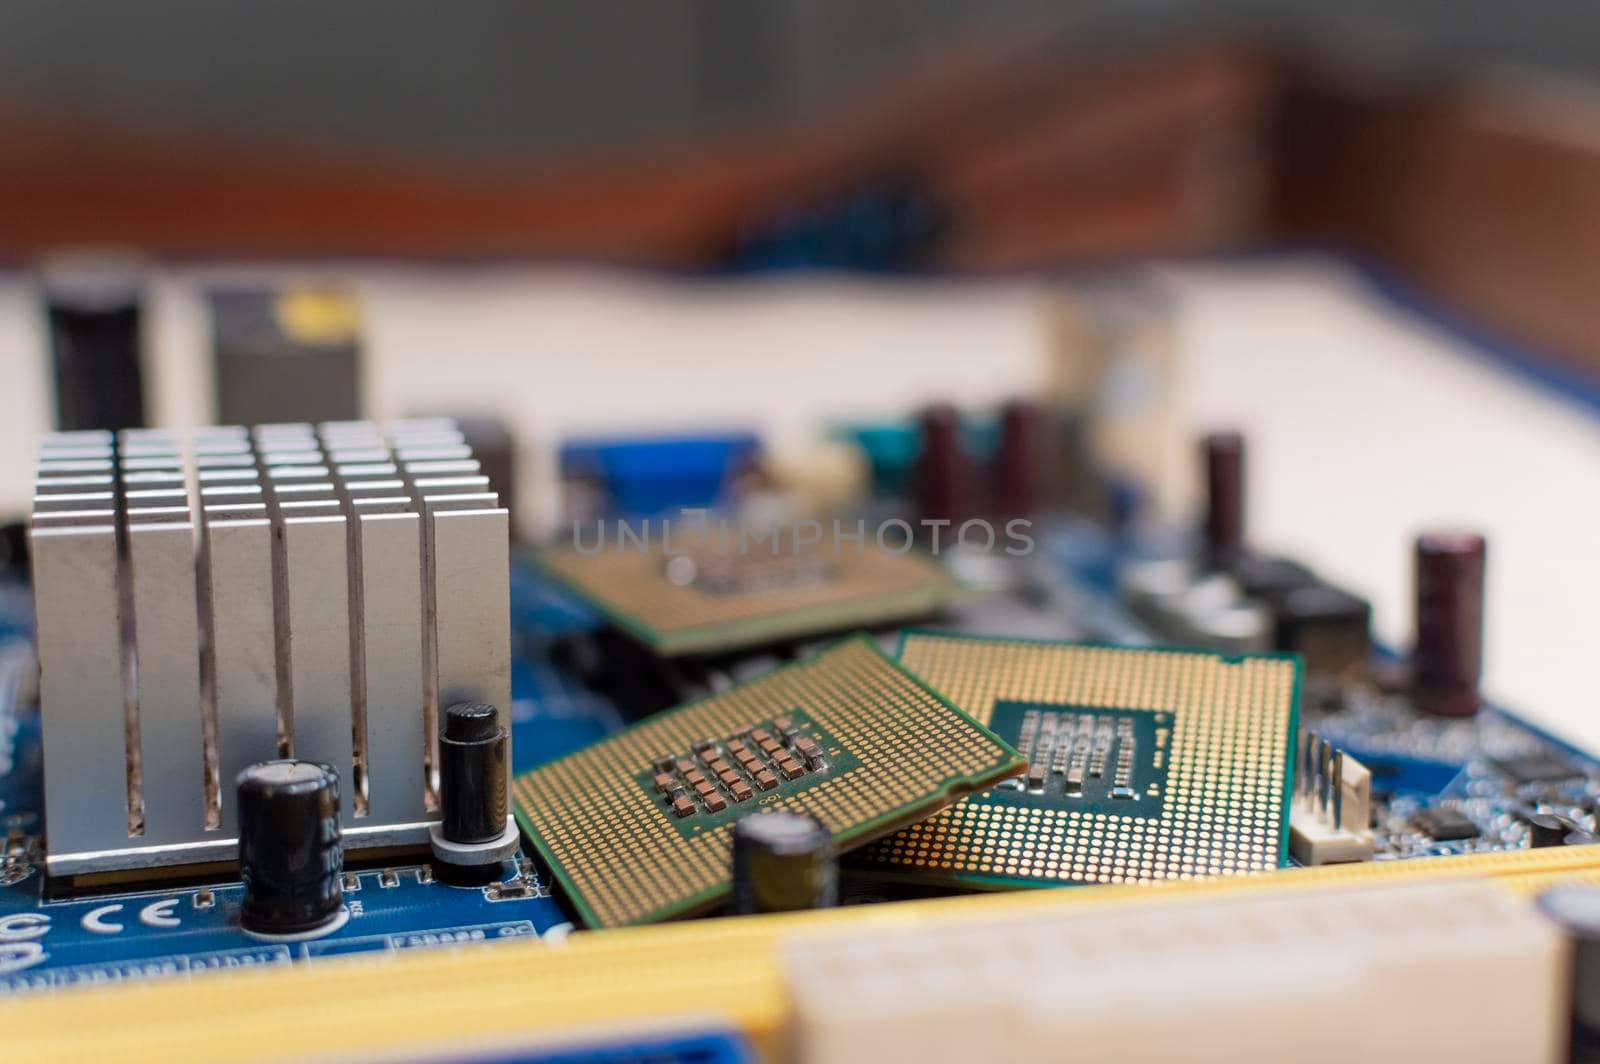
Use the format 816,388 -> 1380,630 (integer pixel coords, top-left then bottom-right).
8,845 -> 1600,1062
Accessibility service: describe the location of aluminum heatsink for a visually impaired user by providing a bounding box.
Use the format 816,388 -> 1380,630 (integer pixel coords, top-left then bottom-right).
29,419 -> 510,878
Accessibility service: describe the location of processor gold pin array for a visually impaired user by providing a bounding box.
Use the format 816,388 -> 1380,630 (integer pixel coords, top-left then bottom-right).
851,632 -> 1300,889
513,636 -> 1024,927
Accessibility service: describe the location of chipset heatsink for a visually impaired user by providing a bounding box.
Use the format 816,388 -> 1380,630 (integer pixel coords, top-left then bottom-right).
851,632 -> 1300,888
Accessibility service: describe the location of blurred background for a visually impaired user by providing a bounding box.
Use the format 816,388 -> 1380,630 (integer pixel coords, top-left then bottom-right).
4,0 -> 1600,366
4,2 -> 1600,740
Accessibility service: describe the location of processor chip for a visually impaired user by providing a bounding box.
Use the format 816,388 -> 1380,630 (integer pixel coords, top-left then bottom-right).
850,632 -> 1300,888
537,530 -> 960,656
513,636 -> 1024,927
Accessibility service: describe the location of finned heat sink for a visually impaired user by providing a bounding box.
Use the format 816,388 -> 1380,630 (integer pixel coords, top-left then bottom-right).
28,419 -> 510,878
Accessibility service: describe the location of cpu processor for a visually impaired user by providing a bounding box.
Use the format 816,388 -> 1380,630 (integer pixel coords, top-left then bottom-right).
850,632 -> 1300,888
513,636 -> 1024,927
538,528 -> 961,656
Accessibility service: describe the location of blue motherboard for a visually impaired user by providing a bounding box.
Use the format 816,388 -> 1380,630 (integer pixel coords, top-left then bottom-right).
2,520 -> 1596,992
0,566 -> 610,991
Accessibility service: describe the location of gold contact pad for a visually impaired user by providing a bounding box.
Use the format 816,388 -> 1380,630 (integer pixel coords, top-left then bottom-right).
854,634 -> 1298,886
514,638 -> 1023,928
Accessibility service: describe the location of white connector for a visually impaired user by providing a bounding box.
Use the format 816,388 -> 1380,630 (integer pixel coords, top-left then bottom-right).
1289,731 -> 1375,865
783,878 -> 1563,1063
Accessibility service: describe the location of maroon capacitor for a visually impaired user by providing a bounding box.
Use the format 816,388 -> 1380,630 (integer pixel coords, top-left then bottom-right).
917,404 -> 975,526
1201,431 -> 1246,567
1413,531 -> 1486,717
994,399 -> 1045,519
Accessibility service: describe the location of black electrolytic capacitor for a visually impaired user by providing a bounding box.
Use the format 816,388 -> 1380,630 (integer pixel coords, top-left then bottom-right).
1201,431 -> 1246,568
1527,813 -> 1573,849
237,760 -> 343,935
732,810 -> 837,915
439,702 -> 509,845
0,521 -> 28,582
1537,886 -> 1600,1063
45,269 -> 146,432
1414,531 -> 1486,718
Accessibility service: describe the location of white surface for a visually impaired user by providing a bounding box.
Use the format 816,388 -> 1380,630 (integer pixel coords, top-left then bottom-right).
0,257 -> 1593,748
784,878 -> 1563,1064
0,281 -> 50,510
1162,259 -> 1600,750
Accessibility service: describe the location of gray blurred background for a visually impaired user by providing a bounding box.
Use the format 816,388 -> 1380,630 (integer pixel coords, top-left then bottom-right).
3,0 -> 1597,161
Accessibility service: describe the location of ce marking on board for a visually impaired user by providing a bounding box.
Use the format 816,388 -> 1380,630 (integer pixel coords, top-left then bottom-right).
0,896 -> 193,975
81,898 -> 184,934
0,912 -> 51,975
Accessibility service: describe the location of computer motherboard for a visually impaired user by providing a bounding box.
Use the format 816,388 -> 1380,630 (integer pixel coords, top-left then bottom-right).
4,284 -> 1600,1064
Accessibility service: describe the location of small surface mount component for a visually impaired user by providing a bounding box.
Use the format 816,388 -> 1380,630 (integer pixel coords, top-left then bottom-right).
643,712 -> 843,827
1288,732 -> 1375,865
538,529 -> 960,656
1496,753 -> 1583,785
1414,806 -> 1482,843
512,636 -> 1023,927
851,632 -> 1299,887
995,703 -> 1161,807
